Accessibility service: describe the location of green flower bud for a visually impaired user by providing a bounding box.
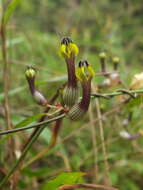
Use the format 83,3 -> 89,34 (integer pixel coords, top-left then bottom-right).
99,52 -> 107,72
112,56 -> 120,70
99,52 -> 106,59
25,66 -> 36,79
112,56 -> 120,63
25,66 -> 47,106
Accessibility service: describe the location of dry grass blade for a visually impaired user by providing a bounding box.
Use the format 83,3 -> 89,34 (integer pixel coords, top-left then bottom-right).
59,183 -> 118,190
89,104 -> 98,182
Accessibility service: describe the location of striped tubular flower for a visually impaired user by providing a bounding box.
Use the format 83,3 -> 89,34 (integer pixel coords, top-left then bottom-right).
60,37 -> 79,107
25,66 -> 47,105
68,60 -> 95,120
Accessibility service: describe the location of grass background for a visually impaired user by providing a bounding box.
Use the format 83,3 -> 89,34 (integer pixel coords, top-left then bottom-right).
0,0 -> 143,189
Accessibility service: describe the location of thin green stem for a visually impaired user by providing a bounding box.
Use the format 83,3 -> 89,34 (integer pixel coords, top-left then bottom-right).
91,89 -> 143,98
1,88 -> 143,136
1,11 -> 12,131
0,114 -> 65,136
23,87 -> 60,149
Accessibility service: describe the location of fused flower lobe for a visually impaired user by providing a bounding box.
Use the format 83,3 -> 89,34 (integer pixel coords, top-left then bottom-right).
60,37 -> 79,59
76,60 -> 95,82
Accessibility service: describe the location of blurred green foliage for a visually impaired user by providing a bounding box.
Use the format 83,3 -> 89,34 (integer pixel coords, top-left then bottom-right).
1,0 -> 143,189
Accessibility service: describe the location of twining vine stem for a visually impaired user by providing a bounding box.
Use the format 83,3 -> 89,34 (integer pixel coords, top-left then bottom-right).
91,89 -> 143,99
0,114 -> 65,136
0,88 -> 143,136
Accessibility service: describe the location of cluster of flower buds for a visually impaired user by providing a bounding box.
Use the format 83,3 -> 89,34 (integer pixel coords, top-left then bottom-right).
98,52 -> 121,88
25,66 -> 48,106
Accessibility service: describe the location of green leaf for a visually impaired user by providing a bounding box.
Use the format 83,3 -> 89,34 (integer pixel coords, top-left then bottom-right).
15,113 -> 46,128
42,172 -> 85,190
22,167 -> 53,178
3,0 -> 21,25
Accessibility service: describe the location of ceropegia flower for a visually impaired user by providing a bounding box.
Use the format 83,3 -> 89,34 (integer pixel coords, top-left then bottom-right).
60,37 -> 79,107
25,66 -> 47,105
130,72 -> 143,90
68,60 -> 95,120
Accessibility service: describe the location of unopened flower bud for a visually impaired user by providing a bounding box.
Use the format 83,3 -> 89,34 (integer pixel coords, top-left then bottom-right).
99,52 -> 107,72
25,66 -> 36,79
99,52 -> 106,59
112,56 -> 120,70
25,66 -> 47,106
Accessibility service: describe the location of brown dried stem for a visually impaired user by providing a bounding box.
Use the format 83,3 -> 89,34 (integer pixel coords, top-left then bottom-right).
59,183 -> 118,190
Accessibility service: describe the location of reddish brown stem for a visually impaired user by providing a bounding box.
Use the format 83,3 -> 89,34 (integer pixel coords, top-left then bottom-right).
79,79 -> 91,111
65,56 -> 77,88
22,88 -> 60,150
49,113 -> 63,148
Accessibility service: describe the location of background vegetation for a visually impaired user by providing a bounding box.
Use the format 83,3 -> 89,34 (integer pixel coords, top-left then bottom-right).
1,0 -> 143,189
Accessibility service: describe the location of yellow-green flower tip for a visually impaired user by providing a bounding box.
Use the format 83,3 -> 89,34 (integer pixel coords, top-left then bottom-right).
25,67 -> 36,78
99,52 -> 106,59
59,37 -> 79,58
112,56 -> 120,63
76,60 -> 95,82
